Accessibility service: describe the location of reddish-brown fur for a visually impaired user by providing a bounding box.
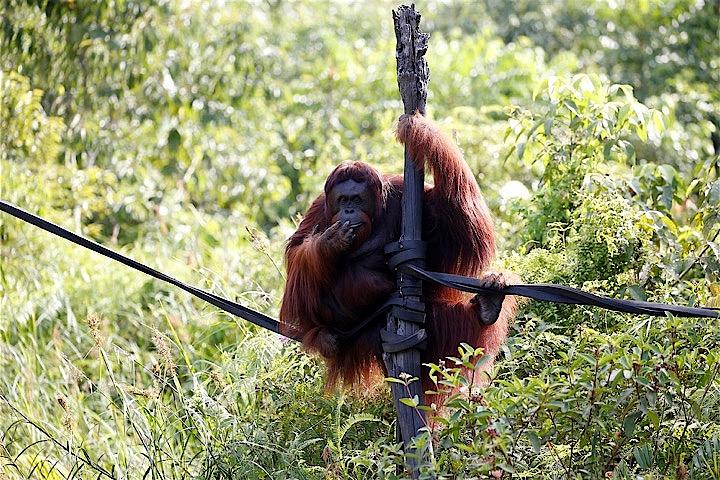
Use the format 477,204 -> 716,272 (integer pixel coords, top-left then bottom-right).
280,112 -> 518,392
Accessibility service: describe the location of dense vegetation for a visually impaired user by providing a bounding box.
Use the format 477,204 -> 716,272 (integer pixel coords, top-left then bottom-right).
0,1 -> 718,478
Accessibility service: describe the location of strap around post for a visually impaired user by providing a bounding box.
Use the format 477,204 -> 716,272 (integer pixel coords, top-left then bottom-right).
381,327 -> 428,353
383,239 -> 428,353
384,240 -> 427,270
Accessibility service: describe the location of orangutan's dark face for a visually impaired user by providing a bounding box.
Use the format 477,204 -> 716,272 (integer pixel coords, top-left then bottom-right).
326,179 -> 376,246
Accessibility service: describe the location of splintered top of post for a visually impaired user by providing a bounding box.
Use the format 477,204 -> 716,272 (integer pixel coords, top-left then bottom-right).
393,4 -> 430,115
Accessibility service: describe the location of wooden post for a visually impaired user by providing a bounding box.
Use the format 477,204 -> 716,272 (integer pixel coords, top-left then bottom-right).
383,4 -> 431,476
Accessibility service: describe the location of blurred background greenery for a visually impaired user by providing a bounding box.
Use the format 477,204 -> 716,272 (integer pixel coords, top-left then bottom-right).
0,0 -> 718,478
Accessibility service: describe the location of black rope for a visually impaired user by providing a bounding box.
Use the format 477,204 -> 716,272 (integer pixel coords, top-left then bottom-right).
2,200 -> 718,348
402,264 -> 720,319
0,201 -> 295,339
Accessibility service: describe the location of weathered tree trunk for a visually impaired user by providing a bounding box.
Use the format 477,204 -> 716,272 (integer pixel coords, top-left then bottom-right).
383,5 -> 432,477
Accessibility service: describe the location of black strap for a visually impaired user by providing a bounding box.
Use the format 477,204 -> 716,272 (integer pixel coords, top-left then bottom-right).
331,295 -> 404,338
402,264 -> 720,319
384,240 -> 427,270
329,294 -> 428,347
380,327 -> 427,353
0,201 -> 297,340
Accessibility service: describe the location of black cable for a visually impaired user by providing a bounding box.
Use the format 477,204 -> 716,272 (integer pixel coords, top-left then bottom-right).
403,265 -> 719,319
0,201 -> 294,339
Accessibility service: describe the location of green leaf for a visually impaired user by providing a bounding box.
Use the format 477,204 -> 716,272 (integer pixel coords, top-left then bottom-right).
636,376 -> 650,386
650,109 -> 665,134
503,144 -> 517,163
168,128 -> 181,152
660,216 -> 678,235
707,181 -> 720,204
647,410 -> 660,429
658,164 -> 676,184
384,377 -> 406,385
337,414 -> 379,443
603,139 -> 615,160
625,141 -> 636,162
475,354 -> 492,368
532,77 -> 548,101
628,285 -> 647,301
563,99 -> 579,116
617,104 -> 631,127
400,396 -> 419,408
633,444 -> 653,469
544,117 -> 553,136
610,83 -> 635,100
623,412 -> 641,437
636,123 -> 648,142
526,118 -> 544,139
517,142 -> 526,161
526,431 -> 542,453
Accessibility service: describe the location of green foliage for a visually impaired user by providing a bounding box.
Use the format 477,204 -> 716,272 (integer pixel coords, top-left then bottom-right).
389,325 -> 720,479
1,1 -> 719,479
